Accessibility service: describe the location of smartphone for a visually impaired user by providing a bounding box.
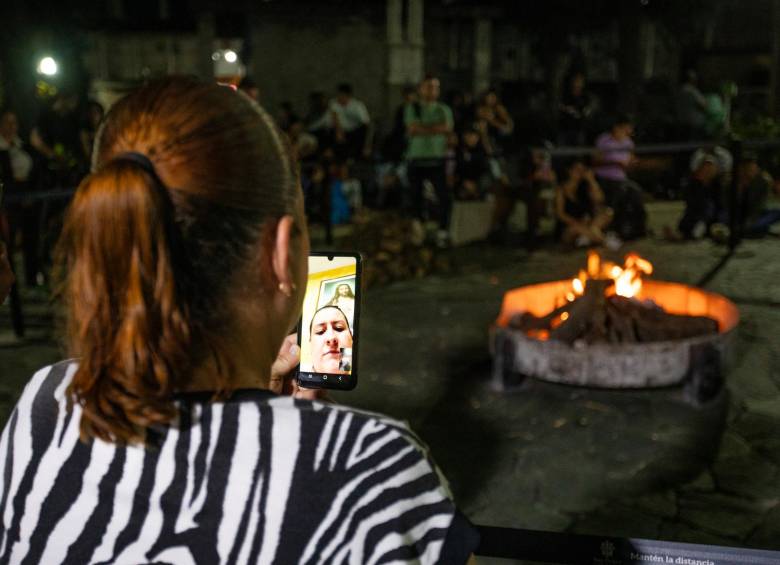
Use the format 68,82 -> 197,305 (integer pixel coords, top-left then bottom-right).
296,252 -> 362,390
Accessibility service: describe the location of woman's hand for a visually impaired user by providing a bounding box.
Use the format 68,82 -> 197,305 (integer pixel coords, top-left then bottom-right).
0,242 -> 14,304
269,333 -> 330,401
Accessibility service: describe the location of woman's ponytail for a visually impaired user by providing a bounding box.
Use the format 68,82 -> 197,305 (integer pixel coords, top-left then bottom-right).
58,157 -> 194,443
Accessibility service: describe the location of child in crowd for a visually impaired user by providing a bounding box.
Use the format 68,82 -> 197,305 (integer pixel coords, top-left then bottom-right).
454,124 -> 491,200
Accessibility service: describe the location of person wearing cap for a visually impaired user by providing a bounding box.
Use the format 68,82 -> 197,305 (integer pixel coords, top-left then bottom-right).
674,152 -> 721,240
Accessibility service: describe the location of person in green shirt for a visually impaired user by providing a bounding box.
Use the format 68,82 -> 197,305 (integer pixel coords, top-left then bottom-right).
404,74 -> 454,247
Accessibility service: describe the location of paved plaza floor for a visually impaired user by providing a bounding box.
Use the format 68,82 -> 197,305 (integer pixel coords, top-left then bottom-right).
1,201 -> 779,559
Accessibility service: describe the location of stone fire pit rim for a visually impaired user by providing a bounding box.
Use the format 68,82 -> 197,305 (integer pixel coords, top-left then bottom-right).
490,279 -> 739,389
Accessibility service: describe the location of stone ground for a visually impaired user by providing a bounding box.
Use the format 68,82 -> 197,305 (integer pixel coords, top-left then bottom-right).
1,201 -> 779,562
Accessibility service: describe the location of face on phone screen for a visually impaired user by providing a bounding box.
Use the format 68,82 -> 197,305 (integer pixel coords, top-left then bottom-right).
298,254 -> 360,389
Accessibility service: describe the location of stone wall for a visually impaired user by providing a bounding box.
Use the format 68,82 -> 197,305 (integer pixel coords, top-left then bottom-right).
248,13 -> 388,127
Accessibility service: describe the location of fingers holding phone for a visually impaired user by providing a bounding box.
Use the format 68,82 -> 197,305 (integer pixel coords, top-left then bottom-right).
270,333 -> 329,400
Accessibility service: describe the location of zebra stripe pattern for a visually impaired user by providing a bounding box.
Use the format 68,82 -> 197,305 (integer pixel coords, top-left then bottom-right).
0,361 -> 460,564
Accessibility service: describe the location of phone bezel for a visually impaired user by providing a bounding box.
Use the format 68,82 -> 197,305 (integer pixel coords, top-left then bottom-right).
296,251 -> 362,391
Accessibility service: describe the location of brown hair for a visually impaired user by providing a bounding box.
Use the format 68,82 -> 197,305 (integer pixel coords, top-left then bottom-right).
55,77 -> 297,443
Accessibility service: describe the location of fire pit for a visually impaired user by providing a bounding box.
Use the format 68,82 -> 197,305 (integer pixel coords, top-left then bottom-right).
491,252 -> 739,398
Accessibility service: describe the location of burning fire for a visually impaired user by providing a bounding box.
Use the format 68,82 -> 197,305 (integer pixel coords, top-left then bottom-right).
568,251 -> 654,301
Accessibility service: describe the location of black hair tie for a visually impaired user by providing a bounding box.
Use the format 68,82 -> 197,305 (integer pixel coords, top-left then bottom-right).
112,151 -> 159,178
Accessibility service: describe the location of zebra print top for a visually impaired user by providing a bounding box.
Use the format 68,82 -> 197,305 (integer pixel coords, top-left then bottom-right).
0,361 -> 478,564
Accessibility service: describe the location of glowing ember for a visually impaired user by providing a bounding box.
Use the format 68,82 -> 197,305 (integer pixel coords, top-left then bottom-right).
567,251 -> 654,300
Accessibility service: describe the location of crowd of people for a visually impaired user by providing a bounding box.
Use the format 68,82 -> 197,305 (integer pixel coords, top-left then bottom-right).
0,93 -> 104,288
2,69 -> 780,297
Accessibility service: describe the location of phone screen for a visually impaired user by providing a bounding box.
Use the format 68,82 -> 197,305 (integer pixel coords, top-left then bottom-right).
297,253 -> 361,390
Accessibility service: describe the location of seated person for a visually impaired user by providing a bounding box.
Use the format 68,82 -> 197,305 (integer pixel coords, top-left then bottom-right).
555,159 -> 615,247
593,114 -> 646,240
329,83 -> 372,160
0,77 -> 478,564
454,123 -> 491,200
735,154 -> 780,238
673,152 -> 720,239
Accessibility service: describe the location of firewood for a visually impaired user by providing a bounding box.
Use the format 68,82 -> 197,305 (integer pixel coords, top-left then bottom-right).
550,279 -> 610,344
516,287 -> 717,345
605,299 -> 637,342
509,301 -> 574,331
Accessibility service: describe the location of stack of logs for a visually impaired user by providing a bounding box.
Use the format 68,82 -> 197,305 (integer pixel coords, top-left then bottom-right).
510,279 -> 718,344
351,211 -> 451,287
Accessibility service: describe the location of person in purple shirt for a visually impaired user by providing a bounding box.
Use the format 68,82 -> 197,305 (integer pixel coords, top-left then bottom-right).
592,114 -> 647,240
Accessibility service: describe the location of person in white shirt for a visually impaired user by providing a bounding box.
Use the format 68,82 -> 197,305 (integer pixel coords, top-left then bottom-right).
329,83 -> 372,160
0,109 -> 33,184
0,108 -> 39,287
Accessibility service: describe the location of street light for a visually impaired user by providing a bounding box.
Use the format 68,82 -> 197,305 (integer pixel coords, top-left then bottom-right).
37,56 -> 58,76
224,50 -> 238,64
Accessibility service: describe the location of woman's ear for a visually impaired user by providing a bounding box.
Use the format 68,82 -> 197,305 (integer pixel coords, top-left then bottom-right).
271,215 -> 295,287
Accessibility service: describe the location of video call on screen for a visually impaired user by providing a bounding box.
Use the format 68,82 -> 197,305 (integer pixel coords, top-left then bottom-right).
299,256 -> 357,378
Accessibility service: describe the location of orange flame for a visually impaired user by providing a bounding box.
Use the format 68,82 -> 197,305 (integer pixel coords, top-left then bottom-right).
587,250 -> 601,278
567,251 -> 653,300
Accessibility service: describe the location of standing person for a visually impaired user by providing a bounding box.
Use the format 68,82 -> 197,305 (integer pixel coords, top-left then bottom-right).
404,74 -> 455,247
329,83 -> 372,160
475,87 -> 514,186
593,114 -> 646,240
30,90 -> 81,183
0,78 -> 479,564
475,87 -> 514,140
677,69 -> 708,140
0,108 -> 39,287
558,71 -> 594,146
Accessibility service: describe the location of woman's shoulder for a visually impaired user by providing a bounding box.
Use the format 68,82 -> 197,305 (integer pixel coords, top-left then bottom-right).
279,397 -> 420,441
16,360 -> 77,411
